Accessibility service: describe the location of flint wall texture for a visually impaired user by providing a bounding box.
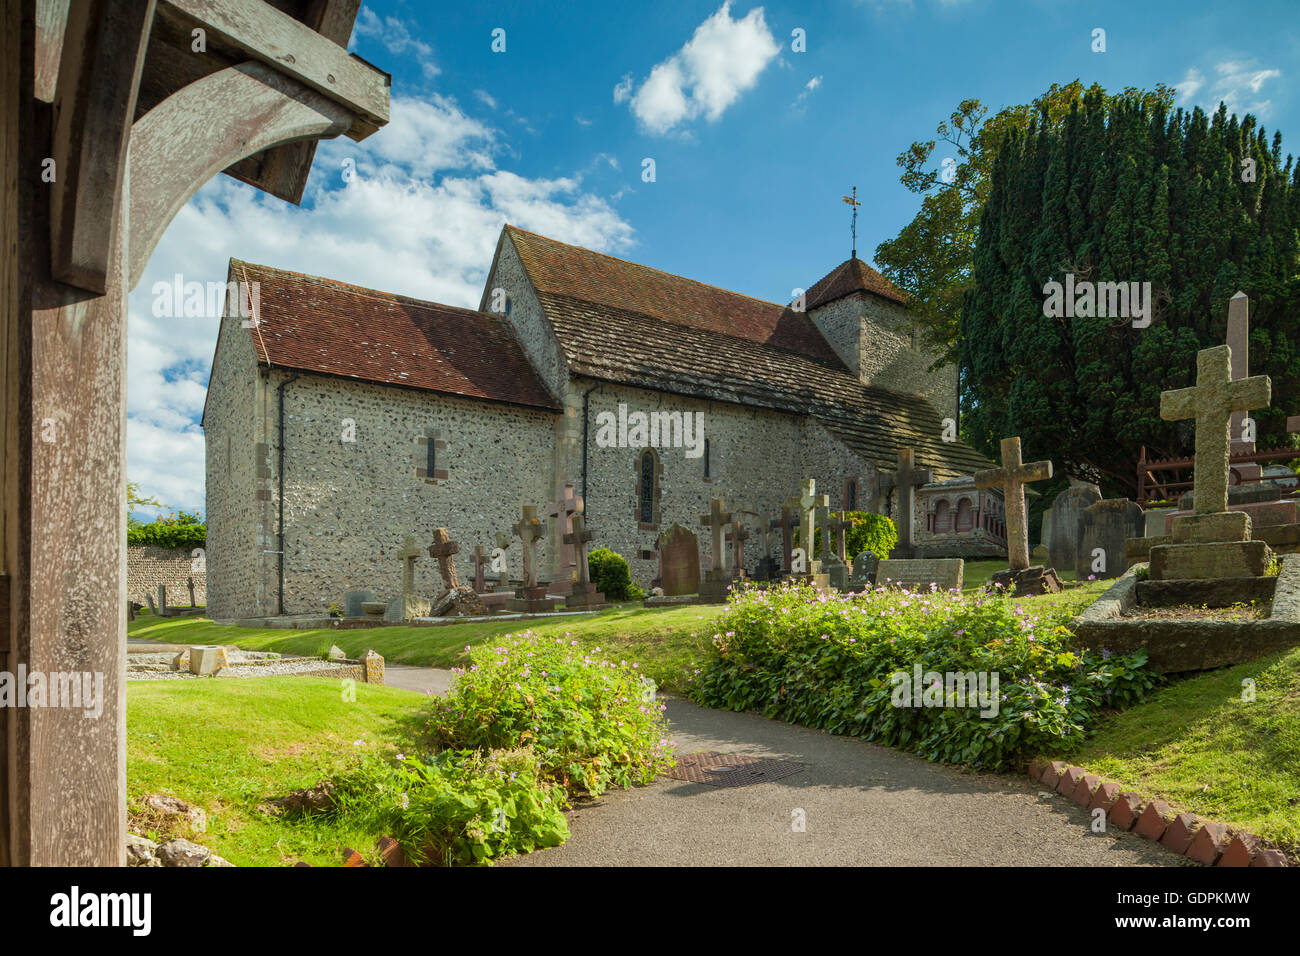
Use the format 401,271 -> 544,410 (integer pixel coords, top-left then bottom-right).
126,546 -> 207,607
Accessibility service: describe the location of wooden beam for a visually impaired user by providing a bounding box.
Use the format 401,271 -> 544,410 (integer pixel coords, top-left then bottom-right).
126,60 -> 352,289
161,0 -> 388,140
33,0 -> 69,102
48,0 -> 154,292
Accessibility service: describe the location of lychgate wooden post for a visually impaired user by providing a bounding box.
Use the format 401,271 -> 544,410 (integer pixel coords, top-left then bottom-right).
1,0 -> 388,866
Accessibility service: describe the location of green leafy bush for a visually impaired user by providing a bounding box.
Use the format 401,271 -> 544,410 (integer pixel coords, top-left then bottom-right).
317,748 -> 569,866
586,547 -> 644,601
127,510 -> 206,549
430,631 -> 674,796
690,583 -> 1156,770
845,511 -> 896,560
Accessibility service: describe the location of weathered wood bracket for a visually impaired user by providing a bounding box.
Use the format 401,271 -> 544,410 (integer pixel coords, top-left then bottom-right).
48,0 -> 157,293
126,61 -> 352,291
161,0 -> 389,140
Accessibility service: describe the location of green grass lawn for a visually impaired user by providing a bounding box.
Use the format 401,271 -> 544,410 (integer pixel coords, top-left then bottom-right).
128,676 -> 432,867
130,602 -> 728,693
1062,646 -> 1300,856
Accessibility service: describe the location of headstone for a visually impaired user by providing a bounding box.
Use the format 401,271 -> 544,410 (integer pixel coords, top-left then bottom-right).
657,524 -> 700,596
790,479 -> 829,581
724,516 -> 749,577
879,450 -> 932,559
157,585 -> 168,617
848,551 -> 878,590
470,545 -> 490,593
344,589 -> 376,618
876,558 -> 964,592
1047,483 -> 1101,572
975,437 -> 1053,571
187,577 -> 196,608
699,498 -> 735,602
146,594 -> 156,615
427,528 -> 461,593
506,505 -> 556,613
1227,292 -> 1262,483
754,511 -> 778,581
564,514 -> 605,608
828,511 -> 853,563
384,535 -> 432,622
1076,499 -> 1145,579
547,482 -> 582,595
494,532 -> 513,587
770,506 -> 798,574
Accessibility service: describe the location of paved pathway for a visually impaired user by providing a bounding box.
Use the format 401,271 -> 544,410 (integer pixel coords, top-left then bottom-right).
384,670 -> 1182,867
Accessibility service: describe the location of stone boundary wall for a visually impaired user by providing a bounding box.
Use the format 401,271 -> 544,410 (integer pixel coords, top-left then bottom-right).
127,545 -> 206,607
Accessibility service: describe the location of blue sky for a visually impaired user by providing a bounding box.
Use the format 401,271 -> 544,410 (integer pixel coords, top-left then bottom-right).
128,0 -> 1300,513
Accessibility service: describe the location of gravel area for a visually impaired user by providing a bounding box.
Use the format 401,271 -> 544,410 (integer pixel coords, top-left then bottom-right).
128,658 -> 356,681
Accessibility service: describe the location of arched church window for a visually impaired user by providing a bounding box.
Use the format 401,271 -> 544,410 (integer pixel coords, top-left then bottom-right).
934,499 -> 951,533
638,450 -> 656,525
956,497 -> 974,533
847,479 -> 858,511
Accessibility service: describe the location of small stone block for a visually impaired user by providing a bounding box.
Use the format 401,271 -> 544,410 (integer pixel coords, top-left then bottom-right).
1159,813 -> 1201,854
1186,822 -> 1231,864
1087,781 -> 1122,814
1251,847 -> 1287,867
362,649 -> 384,685
1040,760 -> 1069,788
1149,540 -> 1272,580
1071,774 -> 1101,807
1216,833 -> 1258,867
1171,510 -> 1251,544
341,849 -> 368,867
1056,766 -> 1086,795
189,645 -> 224,676
1135,800 -> 1175,841
377,835 -> 408,867
1108,793 -> 1144,831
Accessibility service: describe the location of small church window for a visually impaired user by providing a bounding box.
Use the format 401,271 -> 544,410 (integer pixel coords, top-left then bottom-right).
956,498 -> 974,533
638,450 -> 655,524
427,436 -> 436,476
934,500 -> 952,533
847,479 -> 858,511
703,438 -> 711,478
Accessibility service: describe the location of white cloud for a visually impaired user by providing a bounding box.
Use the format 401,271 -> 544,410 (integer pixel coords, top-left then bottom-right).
127,96 -> 634,514
1177,60 -> 1281,117
474,89 -> 498,110
352,6 -> 440,78
618,2 -> 780,135
793,74 -> 823,109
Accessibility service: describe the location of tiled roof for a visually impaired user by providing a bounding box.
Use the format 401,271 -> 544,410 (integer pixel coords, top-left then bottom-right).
804,256 -> 907,309
505,226 -> 844,364
536,289 -> 990,480
230,260 -> 559,411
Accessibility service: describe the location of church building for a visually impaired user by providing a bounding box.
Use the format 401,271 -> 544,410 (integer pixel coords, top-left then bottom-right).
202,224 -> 991,618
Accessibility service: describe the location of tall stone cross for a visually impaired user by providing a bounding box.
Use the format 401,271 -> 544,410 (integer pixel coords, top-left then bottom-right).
427,528 -> 461,592
513,506 -> 545,588
564,513 -> 596,587
1161,344 -> 1271,514
772,504 -> 798,571
754,511 -> 771,561
798,480 -> 829,566
699,498 -> 733,573
879,450 -> 932,558
1226,292 -> 1259,479
547,482 -> 583,585
974,437 -> 1053,571
398,535 -> 422,597
470,544 -> 489,592
828,511 -> 853,562
725,516 -> 749,571
494,531 -> 513,585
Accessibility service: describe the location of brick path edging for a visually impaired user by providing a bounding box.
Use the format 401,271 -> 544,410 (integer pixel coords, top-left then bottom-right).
1026,759 -> 1289,867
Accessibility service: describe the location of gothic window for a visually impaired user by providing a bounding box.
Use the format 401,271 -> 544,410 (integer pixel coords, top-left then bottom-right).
703,438 -> 711,479
638,450 -> 656,525
934,499 -> 951,533
417,428 -> 447,483
846,479 -> 858,511
427,436 -> 436,476
955,497 -> 974,533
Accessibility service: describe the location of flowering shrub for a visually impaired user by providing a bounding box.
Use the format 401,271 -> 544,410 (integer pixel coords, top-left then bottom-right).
690,582 -> 1156,770
326,749 -> 569,866
430,631 -> 675,796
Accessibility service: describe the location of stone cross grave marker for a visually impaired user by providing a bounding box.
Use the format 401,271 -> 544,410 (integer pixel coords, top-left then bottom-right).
564,513 -> 596,587
513,506 -> 545,588
725,516 -> 749,573
547,481 -> 583,591
1227,292 -> 1261,481
157,584 -> 168,616
494,531 -> 513,586
699,498 -> 733,574
470,545 -> 489,592
187,577 -> 196,608
827,511 -> 853,562
1161,344 -> 1271,515
798,479 -> 829,571
428,528 -> 461,592
771,505 -> 798,573
975,438 -> 1052,571
398,535 -> 422,597
879,450 -> 932,558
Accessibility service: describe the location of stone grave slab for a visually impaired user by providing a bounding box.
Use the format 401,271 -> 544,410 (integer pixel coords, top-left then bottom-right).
1047,483 -> 1101,572
657,523 -> 700,596
1076,499 -> 1144,579
876,558 -> 963,592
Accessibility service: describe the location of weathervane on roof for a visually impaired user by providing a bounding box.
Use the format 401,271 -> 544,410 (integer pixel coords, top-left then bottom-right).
842,187 -> 860,260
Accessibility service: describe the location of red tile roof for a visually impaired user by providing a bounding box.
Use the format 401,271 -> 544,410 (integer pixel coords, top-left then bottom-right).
804,256 -> 907,309
505,226 -> 845,364
230,259 -> 559,411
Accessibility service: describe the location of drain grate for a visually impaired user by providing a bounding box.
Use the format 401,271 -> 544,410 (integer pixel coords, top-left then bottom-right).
666,751 -> 807,788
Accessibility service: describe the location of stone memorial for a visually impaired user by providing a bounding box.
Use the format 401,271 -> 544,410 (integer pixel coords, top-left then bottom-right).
493,532 -> 513,587
427,529 -> 488,616
848,551 -> 878,590
1047,482 -> 1101,572
547,482 -> 582,596
725,515 -> 750,581
698,498 -> 735,603
564,514 -> 605,609
754,511 -> 778,581
657,524 -> 700,596
770,506 -> 798,575
879,449 -> 932,559
1076,498 -> 1145,579
785,479 -> 830,588
470,546 -> 490,593
344,589 -> 376,619
975,436 -> 1061,595
506,505 -> 557,613
823,510 -> 853,590
384,536 -> 432,622
876,558 -> 964,592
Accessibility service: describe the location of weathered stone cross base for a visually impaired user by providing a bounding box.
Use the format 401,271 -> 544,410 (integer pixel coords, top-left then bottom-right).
823,555 -> 850,591
988,565 -> 1063,597
384,593 -> 431,623
507,586 -> 558,613
781,570 -> 832,592
1149,511 -> 1272,580
431,586 -> 489,617
698,569 -> 744,604
564,584 -> 607,609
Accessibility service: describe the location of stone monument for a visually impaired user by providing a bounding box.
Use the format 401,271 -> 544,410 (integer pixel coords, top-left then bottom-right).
698,498 -> 735,603
879,449 -> 932,559
564,513 -> 606,609
506,505 -> 557,613
384,535 -> 432,622
975,437 -> 1062,595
